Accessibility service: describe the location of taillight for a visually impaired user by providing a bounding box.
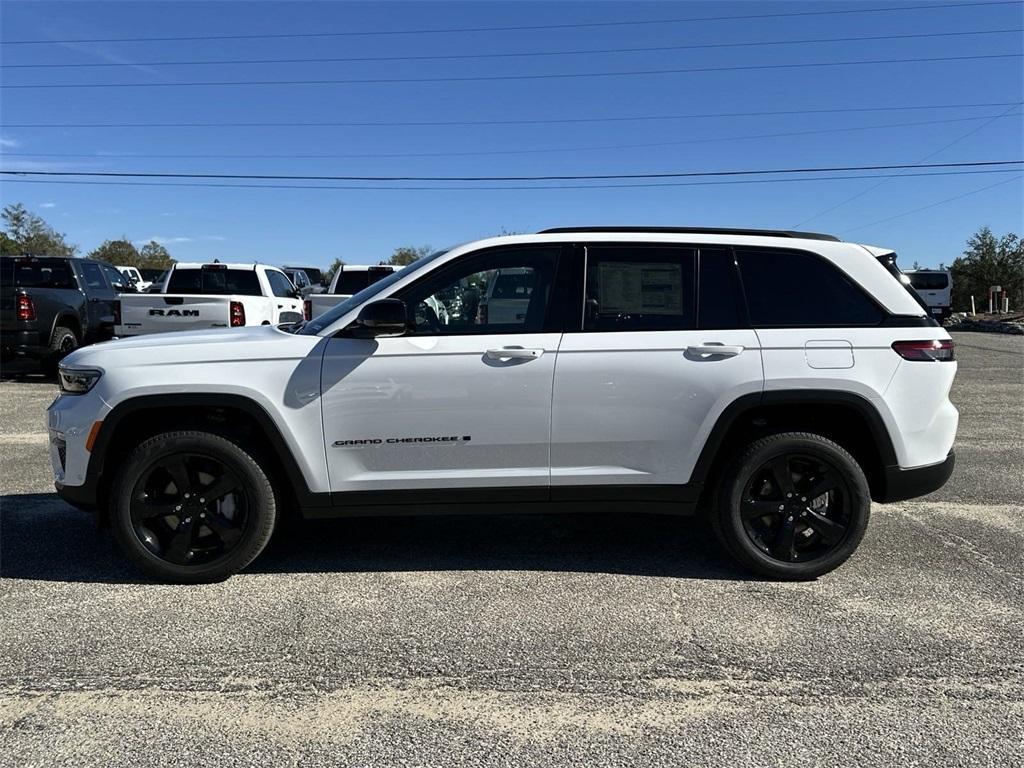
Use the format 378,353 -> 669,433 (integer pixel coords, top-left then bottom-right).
230,300 -> 246,327
892,339 -> 955,361
303,299 -> 312,321
112,299 -> 121,326
16,293 -> 35,322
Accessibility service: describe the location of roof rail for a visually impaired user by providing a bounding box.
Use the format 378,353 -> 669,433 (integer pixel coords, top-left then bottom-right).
537,226 -> 841,242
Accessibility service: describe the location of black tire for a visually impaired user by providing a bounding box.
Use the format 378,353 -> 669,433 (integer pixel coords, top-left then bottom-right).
42,325 -> 78,376
711,432 -> 870,580
109,430 -> 277,583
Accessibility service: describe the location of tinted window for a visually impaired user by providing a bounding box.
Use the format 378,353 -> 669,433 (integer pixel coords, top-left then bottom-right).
698,248 -> 744,329
907,272 -> 949,290
337,266 -> 394,295
79,261 -> 108,291
167,267 -> 262,296
398,246 -> 559,335
3,257 -> 77,289
102,264 -> 131,292
267,270 -> 296,298
584,245 -> 695,332
736,248 -> 883,326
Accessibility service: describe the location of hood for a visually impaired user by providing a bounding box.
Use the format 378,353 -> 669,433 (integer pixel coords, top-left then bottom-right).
62,324 -> 320,368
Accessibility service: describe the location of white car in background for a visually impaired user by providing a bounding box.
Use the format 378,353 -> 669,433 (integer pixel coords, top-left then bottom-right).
903,269 -> 953,320
116,266 -> 152,292
115,262 -> 304,336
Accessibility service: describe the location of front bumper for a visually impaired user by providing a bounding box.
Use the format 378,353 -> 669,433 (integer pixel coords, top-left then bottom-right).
55,479 -> 98,511
878,451 -> 955,503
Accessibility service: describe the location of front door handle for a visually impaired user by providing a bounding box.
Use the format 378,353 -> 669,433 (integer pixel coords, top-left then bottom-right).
485,347 -> 544,360
686,344 -> 744,357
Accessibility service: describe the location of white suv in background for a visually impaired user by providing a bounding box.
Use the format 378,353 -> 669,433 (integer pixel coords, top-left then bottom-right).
49,227 -> 957,583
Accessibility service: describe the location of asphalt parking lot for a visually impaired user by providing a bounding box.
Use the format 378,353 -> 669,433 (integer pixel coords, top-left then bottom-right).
1,330 -> 1021,767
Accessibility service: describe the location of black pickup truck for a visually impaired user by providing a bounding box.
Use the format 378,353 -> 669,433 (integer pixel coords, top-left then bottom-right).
0,255 -> 132,372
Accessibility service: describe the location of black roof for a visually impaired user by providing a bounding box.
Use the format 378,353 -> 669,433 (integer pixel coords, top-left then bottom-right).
537,226 -> 840,242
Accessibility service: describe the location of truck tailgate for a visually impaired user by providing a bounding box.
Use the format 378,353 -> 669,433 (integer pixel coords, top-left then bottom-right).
118,294 -> 233,336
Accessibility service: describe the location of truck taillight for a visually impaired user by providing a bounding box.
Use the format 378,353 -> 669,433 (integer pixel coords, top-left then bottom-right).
113,299 -> 121,326
16,293 -> 36,322
892,339 -> 955,361
303,299 -> 312,321
230,301 -> 246,327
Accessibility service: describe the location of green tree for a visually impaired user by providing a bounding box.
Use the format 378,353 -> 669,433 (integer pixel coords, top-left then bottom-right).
389,245 -> 432,267
138,240 -> 175,268
88,238 -> 141,266
950,227 -> 1023,312
323,257 -> 345,285
0,203 -> 77,256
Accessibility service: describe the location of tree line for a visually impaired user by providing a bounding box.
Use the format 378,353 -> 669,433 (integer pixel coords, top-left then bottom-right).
1,203 -> 174,269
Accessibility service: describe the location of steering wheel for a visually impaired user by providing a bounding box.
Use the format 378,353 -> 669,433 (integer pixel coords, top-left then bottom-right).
414,301 -> 442,334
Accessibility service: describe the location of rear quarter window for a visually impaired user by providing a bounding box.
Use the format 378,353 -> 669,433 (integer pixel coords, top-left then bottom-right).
736,247 -> 883,327
167,268 -> 262,296
3,257 -> 78,289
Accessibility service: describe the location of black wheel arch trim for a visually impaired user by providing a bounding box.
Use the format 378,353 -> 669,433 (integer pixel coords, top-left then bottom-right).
689,389 -> 899,485
77,393 -> 330,512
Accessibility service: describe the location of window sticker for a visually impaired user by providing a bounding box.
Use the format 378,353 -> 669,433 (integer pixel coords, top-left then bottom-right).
598,261 -> 683,315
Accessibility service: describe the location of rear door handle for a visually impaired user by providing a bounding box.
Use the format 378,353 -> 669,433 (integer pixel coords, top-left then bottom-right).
686,344 -> 744,357
485,347 -> 544,360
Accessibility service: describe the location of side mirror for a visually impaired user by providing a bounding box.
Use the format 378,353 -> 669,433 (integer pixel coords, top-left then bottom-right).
347,298 -> 408,338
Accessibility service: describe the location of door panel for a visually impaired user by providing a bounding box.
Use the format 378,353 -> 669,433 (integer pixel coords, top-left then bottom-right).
321,333 -> 560,492
551,329 -> 763,486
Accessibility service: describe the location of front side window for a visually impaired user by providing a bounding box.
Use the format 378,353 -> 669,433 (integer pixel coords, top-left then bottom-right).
102,264 -> 130,292
267,270 -> 296,298
736,248 -> 883,327
584,245 -> 696,331
397,246 -> 560,335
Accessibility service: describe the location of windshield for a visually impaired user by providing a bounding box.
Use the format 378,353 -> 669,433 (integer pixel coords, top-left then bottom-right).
300,249 -> 449,335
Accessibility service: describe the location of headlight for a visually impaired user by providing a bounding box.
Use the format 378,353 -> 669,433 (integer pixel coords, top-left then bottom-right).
58,367 -> 102,394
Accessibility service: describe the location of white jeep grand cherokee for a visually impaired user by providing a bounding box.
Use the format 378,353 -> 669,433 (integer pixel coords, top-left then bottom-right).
48,227 -> 957,583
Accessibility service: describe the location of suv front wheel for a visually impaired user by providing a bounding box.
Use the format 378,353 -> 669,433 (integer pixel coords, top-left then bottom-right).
712,432 -> 871,580
109,430 -> 278,583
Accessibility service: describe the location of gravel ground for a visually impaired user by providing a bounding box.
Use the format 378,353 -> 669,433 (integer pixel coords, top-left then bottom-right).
1,331 -> 1021,767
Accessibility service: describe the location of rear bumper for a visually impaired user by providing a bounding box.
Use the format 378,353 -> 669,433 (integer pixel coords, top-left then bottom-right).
0,328 -> 46,359
878,451 -> 955,503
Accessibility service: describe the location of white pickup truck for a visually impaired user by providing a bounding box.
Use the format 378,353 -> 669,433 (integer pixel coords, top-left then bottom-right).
116,262 -> 304,337
305,264 -> 396,319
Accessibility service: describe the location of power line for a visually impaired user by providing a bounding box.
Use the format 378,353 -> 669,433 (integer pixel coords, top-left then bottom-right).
794,103 -> 1023,227
1,169 -> 1019,192
5,101 -> 1020,130
2,161 -> 1019,183
3,0 -> 1018,44
3,114 -> 1020,160
4,28 -> 1020,69
842,174 -> 1023,232
4,53 -> 1019,89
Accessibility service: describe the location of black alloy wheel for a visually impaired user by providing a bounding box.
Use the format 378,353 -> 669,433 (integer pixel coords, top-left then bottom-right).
740,453 -> 852,563
712,432 -> 871,580
130,453 -> 249,566
110,430 -> 277,582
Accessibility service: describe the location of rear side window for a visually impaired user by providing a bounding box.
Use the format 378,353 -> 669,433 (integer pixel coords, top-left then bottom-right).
698,248 -> 744,329
907,272 -> 949,290
167,268 -> 262,296
3,257 -> 78,289
736,247 -> 883,327
584,245 -> 696,331
79,261 -> 108,291
336,266 -> 394,295
267,270 -> 296,297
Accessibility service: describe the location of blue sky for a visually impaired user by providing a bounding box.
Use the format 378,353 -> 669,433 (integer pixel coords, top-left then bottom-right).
1,0 -> 1021,269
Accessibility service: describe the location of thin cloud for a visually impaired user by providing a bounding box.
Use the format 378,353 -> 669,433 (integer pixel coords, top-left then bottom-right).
58,41 -> 163,78
134,235 -> 227,245
39,202 -> 57,209
0,137 -> 20,148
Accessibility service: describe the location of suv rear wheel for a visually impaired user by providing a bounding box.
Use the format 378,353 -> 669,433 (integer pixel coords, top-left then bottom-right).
712,432 -> 870,580
109,430 -> 277,583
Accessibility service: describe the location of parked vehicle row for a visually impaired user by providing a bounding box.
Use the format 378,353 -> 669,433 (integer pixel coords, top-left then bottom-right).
48,227 -> 958,583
